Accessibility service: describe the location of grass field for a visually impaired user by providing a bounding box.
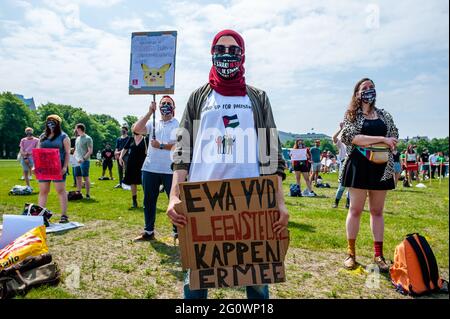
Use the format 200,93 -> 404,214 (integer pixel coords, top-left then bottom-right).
0,159 -> 448,299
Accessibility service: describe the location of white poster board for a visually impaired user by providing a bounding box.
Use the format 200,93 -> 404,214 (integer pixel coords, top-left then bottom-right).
0,215 -> 44,249
129,30 -> 177,95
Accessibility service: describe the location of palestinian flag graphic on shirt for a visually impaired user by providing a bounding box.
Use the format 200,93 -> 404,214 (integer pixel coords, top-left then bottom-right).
222,114 -> 239,128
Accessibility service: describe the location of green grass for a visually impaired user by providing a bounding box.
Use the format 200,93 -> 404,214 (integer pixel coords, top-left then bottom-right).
0,159 -> 448,299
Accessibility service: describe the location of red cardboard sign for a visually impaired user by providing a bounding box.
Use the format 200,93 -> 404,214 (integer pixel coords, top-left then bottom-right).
32,148 -> 62,180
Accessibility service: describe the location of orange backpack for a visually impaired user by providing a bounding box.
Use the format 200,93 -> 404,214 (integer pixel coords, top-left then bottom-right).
390,233 -> 448,296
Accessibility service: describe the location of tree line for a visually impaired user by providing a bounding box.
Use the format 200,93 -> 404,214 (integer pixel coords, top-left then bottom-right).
0,92 -> 138,159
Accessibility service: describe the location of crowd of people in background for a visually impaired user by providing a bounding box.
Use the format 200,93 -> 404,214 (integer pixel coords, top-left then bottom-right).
284,137 -> 449,195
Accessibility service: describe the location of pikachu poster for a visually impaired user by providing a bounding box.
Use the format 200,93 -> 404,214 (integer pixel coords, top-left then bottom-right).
129,31 -> 177,95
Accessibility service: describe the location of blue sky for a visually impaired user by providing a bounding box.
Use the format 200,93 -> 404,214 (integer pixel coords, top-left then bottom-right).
0,0 -> 448,138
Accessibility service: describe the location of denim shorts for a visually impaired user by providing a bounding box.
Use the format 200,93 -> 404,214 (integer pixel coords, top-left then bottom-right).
74,160 -> 90,177
312,162 -> 322,172
394,162 -> 402,173
38,172 -> 67,183
20,157 -> 34,172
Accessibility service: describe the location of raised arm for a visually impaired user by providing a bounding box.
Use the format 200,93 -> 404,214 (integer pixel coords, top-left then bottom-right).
134,101 -> 156,136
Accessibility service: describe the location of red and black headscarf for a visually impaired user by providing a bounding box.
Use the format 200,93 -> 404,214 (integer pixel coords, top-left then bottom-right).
208,29 -> 247,96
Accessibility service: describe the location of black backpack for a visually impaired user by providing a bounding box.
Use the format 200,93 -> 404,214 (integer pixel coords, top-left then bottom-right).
67,191 -> 83,201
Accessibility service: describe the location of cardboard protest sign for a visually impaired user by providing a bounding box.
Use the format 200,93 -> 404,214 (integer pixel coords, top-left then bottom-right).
129,30 -> 177,95
32,148 -> 62,180
176,176 -> 290,290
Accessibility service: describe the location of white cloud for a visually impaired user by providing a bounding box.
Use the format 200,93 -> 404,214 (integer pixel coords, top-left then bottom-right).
109,17 -> 145,31
43,0 -> 123,10
166,0 -> 449,91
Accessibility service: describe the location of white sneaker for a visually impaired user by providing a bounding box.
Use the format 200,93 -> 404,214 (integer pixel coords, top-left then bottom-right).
304,190 -> 317,197
301,189 -> 309,197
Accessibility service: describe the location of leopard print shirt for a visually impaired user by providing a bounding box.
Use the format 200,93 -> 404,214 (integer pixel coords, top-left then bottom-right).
338,107 -> 399,183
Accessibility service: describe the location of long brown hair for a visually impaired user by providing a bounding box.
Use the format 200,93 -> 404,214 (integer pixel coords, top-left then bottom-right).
345,78 -> 375,122
293,139 -> 303,149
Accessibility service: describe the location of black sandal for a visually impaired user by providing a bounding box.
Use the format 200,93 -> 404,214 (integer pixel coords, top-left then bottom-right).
59,215 -> 69,223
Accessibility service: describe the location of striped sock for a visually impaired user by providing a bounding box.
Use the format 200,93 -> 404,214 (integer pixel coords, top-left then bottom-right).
347,239 -> 356,257
374,241 -> 383,257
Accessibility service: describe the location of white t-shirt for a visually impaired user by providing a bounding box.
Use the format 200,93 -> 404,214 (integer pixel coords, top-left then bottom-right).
335,138 -> 347,162
188,90 -> 260,182
69,154 -> 80,167
290,149 -> 307,161
141,117 -> 179,174
429,154 -> 437,164
407,153 -> 417,162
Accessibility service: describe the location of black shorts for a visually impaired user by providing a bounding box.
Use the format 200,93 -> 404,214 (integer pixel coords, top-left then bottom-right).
103,160 -> 113,170
293,161 -> 310,173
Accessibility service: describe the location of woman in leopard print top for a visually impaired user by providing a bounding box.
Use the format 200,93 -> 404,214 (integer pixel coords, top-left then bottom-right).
339,78 -> 399,273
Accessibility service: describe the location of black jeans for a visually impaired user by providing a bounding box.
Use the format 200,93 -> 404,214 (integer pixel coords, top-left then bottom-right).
117,160 -> 124,183
142,171 -> 176,234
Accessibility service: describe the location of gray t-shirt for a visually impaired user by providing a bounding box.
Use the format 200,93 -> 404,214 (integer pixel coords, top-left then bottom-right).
40,132 -> 68,162
75,134 -> 93,161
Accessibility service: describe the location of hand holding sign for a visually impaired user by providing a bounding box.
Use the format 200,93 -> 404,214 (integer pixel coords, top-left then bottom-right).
168,196 -> 187,228
149,101 -> 157,115
32,149 -> 62,180
273,204 -> 289,236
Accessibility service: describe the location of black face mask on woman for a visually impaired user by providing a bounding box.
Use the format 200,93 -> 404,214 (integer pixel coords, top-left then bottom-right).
360,88 -> 376,104
47,121 -> 56,131
212,54 -> 241,79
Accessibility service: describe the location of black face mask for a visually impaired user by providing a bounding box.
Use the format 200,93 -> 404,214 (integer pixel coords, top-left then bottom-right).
26,132 -> 33,137
212,53 -> 241,78
360,88 -> 376,104
47,121 -> 56,131
121,130 -> 127,135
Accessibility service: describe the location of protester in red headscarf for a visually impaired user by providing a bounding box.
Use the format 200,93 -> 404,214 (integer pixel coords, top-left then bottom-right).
167,30 -> 288,299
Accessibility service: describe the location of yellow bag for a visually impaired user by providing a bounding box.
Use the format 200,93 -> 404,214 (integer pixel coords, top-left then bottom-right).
367,143 -> 390,164
0,225 -> 48,271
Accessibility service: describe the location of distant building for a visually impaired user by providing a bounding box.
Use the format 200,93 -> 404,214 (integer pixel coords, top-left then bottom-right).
411,136 -> 429,142
14,94 -> 36,110
400,136 -> 430,143
296,132 -> 332,140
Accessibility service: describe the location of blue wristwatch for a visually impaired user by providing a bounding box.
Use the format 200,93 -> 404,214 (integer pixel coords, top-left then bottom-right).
159,143 -> 165,150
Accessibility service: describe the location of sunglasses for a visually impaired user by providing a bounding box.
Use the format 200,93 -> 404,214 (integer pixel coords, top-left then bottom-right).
161,102 -> 172,106
212,45 -> 242,55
